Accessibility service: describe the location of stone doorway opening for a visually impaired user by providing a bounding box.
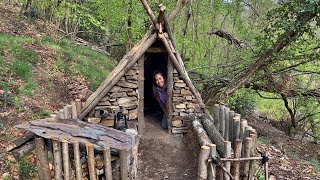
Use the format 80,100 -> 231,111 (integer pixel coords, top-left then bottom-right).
143,51 -> 168,121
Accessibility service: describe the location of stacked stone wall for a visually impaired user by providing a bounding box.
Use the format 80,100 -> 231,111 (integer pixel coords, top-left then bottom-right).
87,63 -> 139,129
172,70 -> 202,132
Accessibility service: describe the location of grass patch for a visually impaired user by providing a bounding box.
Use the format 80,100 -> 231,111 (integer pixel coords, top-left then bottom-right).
47,39 -> 114,90
257,136 -> 271,145
11,60 -> 33,81
0,34 -> 39,97
310,159 -> 320,172
1,32 -> 115,95
17,79 -> 38,96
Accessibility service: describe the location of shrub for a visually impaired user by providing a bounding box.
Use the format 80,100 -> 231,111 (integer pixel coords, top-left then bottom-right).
227,89 -> 258,116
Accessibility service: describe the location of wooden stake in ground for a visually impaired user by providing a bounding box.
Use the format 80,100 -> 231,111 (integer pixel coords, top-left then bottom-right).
242,137 -> 253,179
35,137 -> 51,180
207,144 -> 217,179
62,140 -> 70,180
73,141 -> 82,180
103,147 -> 113,180
224,141 -> 232,180
86,143 -> 96,180
120,148 -> 129,180
198,146 -> 210,180
231,139 -> 242,180
52,140 -> 63,180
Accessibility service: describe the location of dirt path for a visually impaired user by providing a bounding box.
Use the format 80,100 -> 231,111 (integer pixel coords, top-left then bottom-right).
137,115 -> 197,180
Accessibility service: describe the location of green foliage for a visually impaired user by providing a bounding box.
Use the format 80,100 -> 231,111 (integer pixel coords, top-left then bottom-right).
12,96 -> 24,112
18,157 -> 36,180
310,159 -> 320,172
227,89 -> 258,116
253,162 -> 265,180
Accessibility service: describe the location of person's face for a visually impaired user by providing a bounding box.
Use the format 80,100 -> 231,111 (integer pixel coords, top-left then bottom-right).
155,73 -> 165,88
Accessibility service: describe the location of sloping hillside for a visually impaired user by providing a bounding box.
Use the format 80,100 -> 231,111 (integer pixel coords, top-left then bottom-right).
0,5 -> 116,178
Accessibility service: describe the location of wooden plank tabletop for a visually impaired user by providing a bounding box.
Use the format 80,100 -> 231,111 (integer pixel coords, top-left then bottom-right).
15,118 -> 133,150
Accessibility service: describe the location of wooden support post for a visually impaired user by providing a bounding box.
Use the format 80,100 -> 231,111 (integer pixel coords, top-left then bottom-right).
198,146 -> 210,180
245,125 -> 251,139
224,141 -> 232,180
240,119 -> 247,141
167,56 -> 173,133
229,110 -> 235,145
62,140 -> 70,180
71,101 -> 77,119
248,132 -> 256,180
75,99 -> 82,116
35,137 -> 51,180
86,143 -> 96,180
213,104 -> 220,130
224,107 -> 230,140
242,137 -> 253,180
120,148 -> 129,180
233,115 -> 241,140
103,147 -> 113,180
138,55 -> 145,134
59,109 -> 65,119
51,114 -> 57,120
73,141 -> 82,180
231,139 -> 242,180
64,105 -> 72,119
207,144 -> 217,179
265,157 -> 269,180
219,105 -> 225,138
52,140 -> 63,180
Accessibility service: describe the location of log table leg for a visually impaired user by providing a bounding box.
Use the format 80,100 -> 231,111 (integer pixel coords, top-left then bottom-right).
35,137 -> 51,180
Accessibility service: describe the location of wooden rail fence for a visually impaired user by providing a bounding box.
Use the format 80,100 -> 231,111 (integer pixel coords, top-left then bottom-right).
195,104 -> 270,180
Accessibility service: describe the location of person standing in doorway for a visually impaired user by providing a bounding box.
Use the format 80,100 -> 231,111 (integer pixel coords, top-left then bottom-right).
152,70 -> 168,129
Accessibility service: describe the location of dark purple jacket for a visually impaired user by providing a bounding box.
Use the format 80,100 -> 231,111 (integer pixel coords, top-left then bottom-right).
153,84 -> 168,116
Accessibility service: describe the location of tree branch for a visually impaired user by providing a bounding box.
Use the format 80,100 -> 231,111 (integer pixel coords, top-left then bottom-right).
298,112 -> 320,123
168,0 -> 189,21
208,28 -> 247,48
140,0 -> 160,31
255,90 -> 281,100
